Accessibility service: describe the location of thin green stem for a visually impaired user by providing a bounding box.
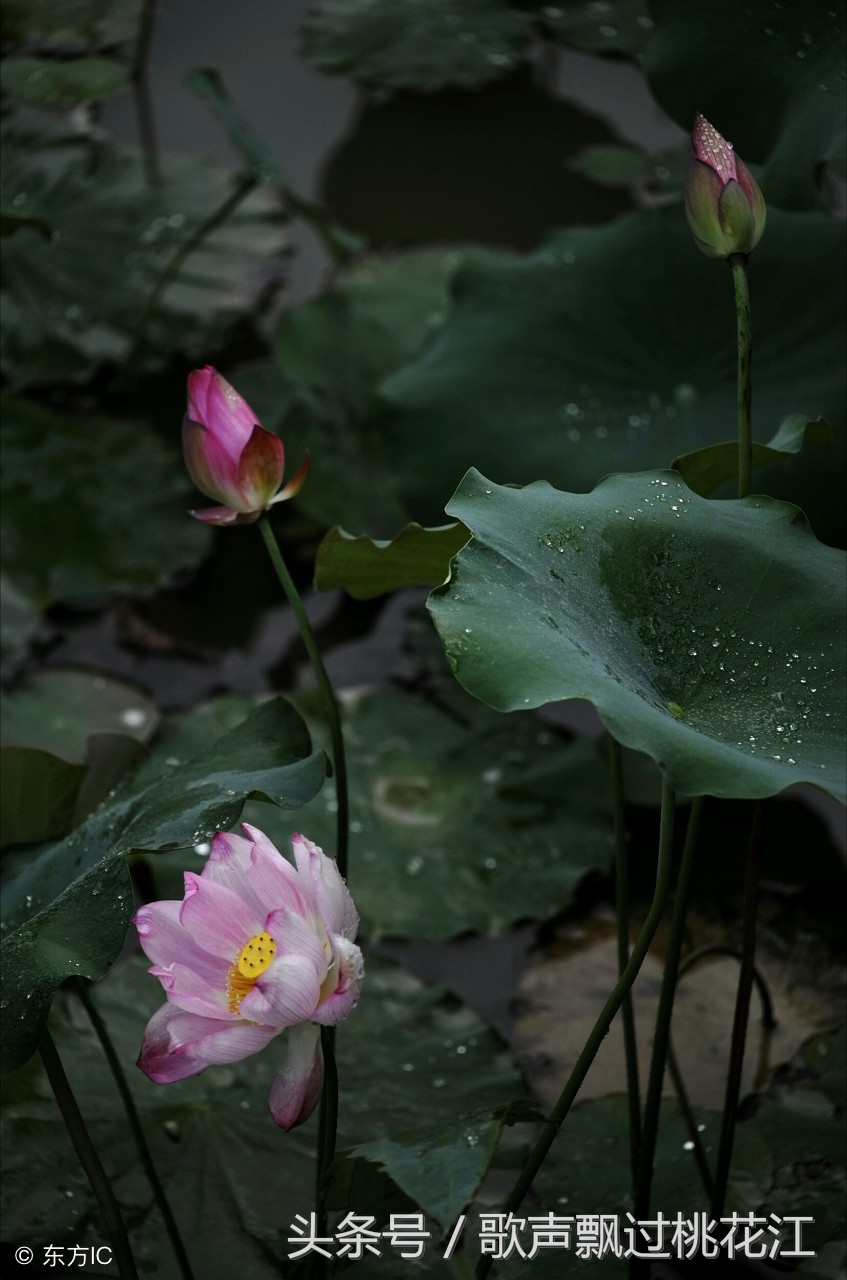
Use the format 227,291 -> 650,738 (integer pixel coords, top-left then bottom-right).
257,515 -> 349,879
666,1042 -> 715,1202
39,1030 -> 139,1280
711,801 -> 764,1217
317,1026 -> 339,1196
121,173 -> 258,384
634,796 -> 704,1222
608,736 -> 641,1189
258,515 -> 349,1272
475,779 -> 676,1280
666,944 -> 777,1203
73,981 -> 194,1280
730,254 -> 752,499
131,0 -> 160,187
306,1026 -> 339,1280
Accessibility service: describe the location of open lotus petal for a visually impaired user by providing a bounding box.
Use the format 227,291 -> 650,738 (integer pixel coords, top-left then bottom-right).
134,826 -> 363,1129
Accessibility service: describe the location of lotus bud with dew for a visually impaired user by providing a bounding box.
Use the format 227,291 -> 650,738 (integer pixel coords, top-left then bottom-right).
685,115 -> 766,260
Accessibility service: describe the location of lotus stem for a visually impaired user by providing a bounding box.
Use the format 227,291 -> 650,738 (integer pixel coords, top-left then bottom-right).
730,254 -> 752,499
634,796 -> 704,1221
711,801 -> 764,1217
39,1030 -> 139,1280
475,778 -> 676,1279
73,980 -> 194,1280
608,735 -> 641,1189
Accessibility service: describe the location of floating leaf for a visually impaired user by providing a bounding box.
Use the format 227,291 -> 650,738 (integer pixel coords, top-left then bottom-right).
0,670 -> 158,761
568,143 -> 650,185
301,0 -> 530,91
315,523 -> 470,598
346,1103 -> 537,1231
532,0 -> 653,57
0,0 -> 142,50
1,954 -> 527,1276
0,55 -> 131,109
428,470 -> 846,802
673,415 -> 833,497
0,116 -> 287,386
742,1030 -> 846,1255
0,397 -> 210,612
0,698 -> 325,1072
234,686 -> 614,940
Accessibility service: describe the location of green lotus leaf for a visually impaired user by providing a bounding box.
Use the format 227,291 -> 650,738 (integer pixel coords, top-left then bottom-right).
532,0 -> 652,57
0,397 -> 210,620
643,0 -> 846,210
428,469 -> 846,803
301,0 -> 530,91
379,208 -> 845,547
0,699 -> 325,1073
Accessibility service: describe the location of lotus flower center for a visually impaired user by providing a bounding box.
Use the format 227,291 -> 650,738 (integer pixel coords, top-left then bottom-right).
227,931 -> 276,1014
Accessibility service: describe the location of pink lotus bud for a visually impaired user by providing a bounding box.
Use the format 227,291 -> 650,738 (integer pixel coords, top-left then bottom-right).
134,826 -> 363,1129
182,366 -> 309,525
685,115 -> 766,260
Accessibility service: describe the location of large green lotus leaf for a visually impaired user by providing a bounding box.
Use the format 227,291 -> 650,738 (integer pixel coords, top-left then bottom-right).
301,0 -> 530,91
0,0 -> 141,49
643,0 -> 846,210
0,699 -> 325,1073
0,953 -> 527,1277
380,207 -> 846,546
233,686 -> 614,940
0,116 -> 286,386
0,397 -> 209,610
428,470 -> 846,803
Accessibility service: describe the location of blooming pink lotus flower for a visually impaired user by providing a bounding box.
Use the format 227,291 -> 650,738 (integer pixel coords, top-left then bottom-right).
182,366 -> 309,524
134,825 -> 363,1129
685,115 -> 766,259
